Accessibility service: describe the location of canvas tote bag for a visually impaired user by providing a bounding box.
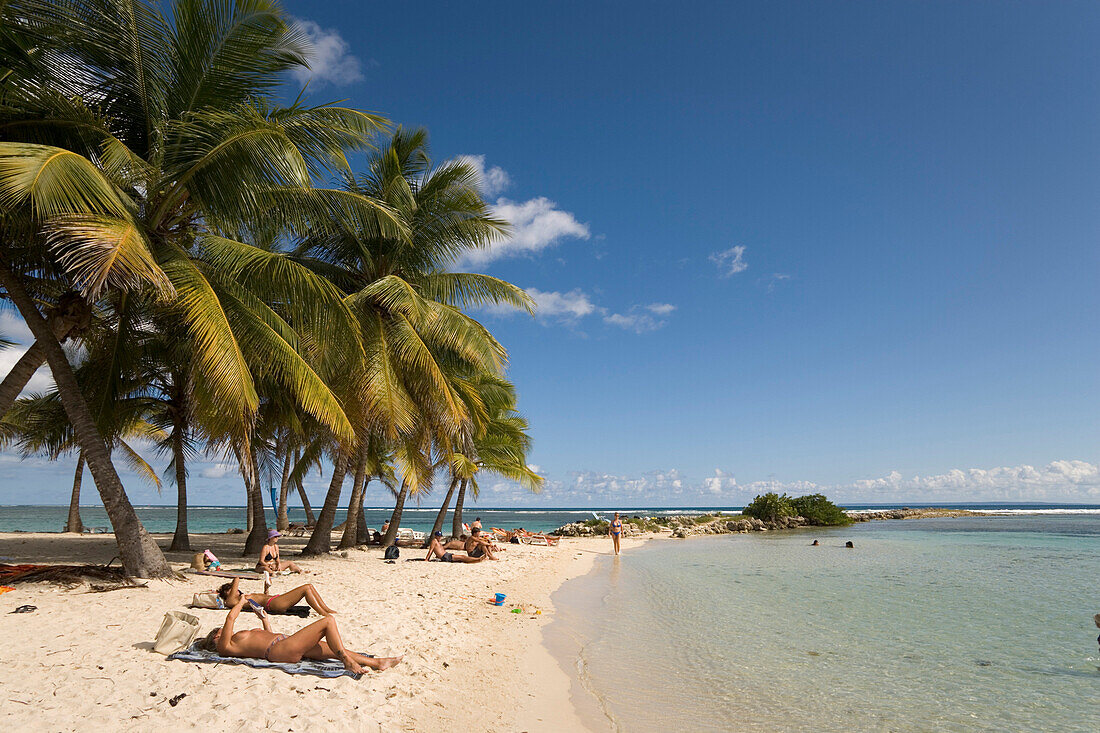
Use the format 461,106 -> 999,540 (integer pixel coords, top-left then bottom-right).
191,590 -> 222,609
153,610 -> 200,655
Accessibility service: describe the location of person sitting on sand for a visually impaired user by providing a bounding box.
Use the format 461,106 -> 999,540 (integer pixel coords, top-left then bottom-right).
464,527 -> 498,560
424,532 -> 485,563
217,577 -> 336,616
203,596 -> 401,674
256,530 -> 302,574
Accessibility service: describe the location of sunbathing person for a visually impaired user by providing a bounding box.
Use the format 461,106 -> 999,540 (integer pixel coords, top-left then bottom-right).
256,530 -> 303,574
203,596 -> 401,674
217,577 -> 336,616
424,532 -> 485,563
464,527 -> 498,560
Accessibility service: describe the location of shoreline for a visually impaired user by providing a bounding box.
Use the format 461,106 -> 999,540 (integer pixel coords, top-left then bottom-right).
0,530 -> 636,730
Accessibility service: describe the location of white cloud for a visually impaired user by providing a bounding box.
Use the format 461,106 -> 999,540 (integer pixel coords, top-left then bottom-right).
466,460 -> 1100,507
448,155 -> 589,268
200,462 -> 238,480
482,287 -> 673,333
711,245 -> 748,276
462,197 -> 589,267
290,20 -> 364,87
0,346 -> 54,397
456,154 -> 511,196
0,312 -> 34,345
526,288 -> 599,321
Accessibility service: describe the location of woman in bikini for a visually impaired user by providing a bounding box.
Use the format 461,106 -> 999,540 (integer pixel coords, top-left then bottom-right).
609,512 -> 622,555
204,596 -> 401,674
217,576 -> 336,616
256,529 -> 303,573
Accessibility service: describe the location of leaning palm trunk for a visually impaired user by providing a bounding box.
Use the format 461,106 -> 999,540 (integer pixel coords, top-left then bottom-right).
0,293 -> 88,419
451,479 -> 469,538
430,476 -> 460,541
338,446 -> 370,549
168,429 -> 190,552
0,263 -> 170,577
277,446 -> 292,531
65,452 -> 85,534
302,455 -> 347,555
295,475 -> 316,526
381,481 -> 411,548
242,450 -> 270,556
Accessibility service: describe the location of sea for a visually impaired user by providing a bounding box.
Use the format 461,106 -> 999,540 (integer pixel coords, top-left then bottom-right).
548,510 -> 1100,732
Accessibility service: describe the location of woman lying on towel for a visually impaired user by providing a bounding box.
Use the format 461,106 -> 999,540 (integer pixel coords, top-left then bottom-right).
217,577 -> 337,616
203,596 -> 401,674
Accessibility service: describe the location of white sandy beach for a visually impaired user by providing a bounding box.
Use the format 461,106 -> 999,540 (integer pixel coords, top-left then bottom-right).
0,532 -> 643,731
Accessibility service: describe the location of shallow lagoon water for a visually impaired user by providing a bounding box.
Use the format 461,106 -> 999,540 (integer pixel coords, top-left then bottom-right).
550,516 -> 1100,732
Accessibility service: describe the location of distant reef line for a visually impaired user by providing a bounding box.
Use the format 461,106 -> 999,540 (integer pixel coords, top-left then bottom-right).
551,507 -> 989,538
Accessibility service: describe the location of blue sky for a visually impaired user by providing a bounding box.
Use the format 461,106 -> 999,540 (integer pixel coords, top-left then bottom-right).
3,1 -> 1100,507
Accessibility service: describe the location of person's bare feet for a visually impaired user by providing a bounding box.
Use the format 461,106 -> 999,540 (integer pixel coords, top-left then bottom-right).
375,655 -> 403,671
340,652 -> 364,674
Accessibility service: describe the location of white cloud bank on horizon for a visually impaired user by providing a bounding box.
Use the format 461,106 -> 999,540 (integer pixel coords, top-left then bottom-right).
476,460 -> 1100,506
290,20 -> 364,87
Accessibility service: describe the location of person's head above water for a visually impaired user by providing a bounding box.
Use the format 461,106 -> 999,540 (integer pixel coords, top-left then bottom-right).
811,540 -> 819,546
1094,613 -> 1100,629
845,541 -> 854,548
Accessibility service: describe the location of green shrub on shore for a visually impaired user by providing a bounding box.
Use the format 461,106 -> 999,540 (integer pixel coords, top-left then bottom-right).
742,492 -> 851,526
741,492 -> 795,522
584,518 -> 610,530
789,494 -> 851,526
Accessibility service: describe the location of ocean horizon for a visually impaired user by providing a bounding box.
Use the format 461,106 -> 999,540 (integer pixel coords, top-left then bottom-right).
3,503 -> 1100,535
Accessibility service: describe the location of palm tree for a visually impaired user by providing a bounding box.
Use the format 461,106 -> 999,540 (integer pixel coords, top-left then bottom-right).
294,130 -> 534,551
0,0 -> 396,574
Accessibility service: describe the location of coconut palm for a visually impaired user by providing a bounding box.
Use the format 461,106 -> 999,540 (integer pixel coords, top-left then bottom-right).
293,130 -> 534,551
0,0 -> 397,575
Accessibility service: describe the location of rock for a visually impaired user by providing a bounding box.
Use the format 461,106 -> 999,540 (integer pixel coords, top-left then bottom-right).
226,527 -> 243,534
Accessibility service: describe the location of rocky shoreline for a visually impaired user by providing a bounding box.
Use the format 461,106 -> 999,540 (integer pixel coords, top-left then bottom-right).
551,507 -> 989,539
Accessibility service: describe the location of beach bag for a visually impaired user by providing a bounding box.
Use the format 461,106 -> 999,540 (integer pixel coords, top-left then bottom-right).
191,590 -> 222,609
384,544 -> 400,560
153,610 -> 200,655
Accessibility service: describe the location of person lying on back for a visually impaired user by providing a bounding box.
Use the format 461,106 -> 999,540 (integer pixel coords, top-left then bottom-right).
217,577 -> 336,616
203,596 -> 401,674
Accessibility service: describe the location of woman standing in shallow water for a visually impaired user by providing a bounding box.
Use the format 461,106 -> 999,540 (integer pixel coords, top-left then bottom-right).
609,512 -> 622,555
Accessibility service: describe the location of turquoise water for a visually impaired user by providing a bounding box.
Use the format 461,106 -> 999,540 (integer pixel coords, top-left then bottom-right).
552,516 -> 1100,732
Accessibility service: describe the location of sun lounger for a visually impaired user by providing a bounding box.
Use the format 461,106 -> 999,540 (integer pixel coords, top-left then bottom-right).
168,642 -> 367,679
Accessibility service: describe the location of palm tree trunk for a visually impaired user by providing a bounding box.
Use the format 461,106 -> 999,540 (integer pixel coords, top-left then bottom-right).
302,454 -> 347,556
277,443 -> 292,531
246,483 -> 254,532
381,481 -> 410,547
64,452 -> 85,534
430,475 -> 460,540
295,472 -> 316,526
0,262 -> 170,577
0,341 -> 45,416
242,449 -> 269,556
451,479 -> 469,538
338,445 -> 370,549
168,427 -> 190,552
0,293 -> 88,420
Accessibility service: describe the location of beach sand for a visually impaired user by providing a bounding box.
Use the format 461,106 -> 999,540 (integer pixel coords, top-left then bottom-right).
0,531 -> 642,731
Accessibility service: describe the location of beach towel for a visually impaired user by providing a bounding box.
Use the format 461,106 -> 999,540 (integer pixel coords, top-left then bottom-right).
184,568 -> 264,580
188,600 -> 311,618
167,642 -> 366,679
